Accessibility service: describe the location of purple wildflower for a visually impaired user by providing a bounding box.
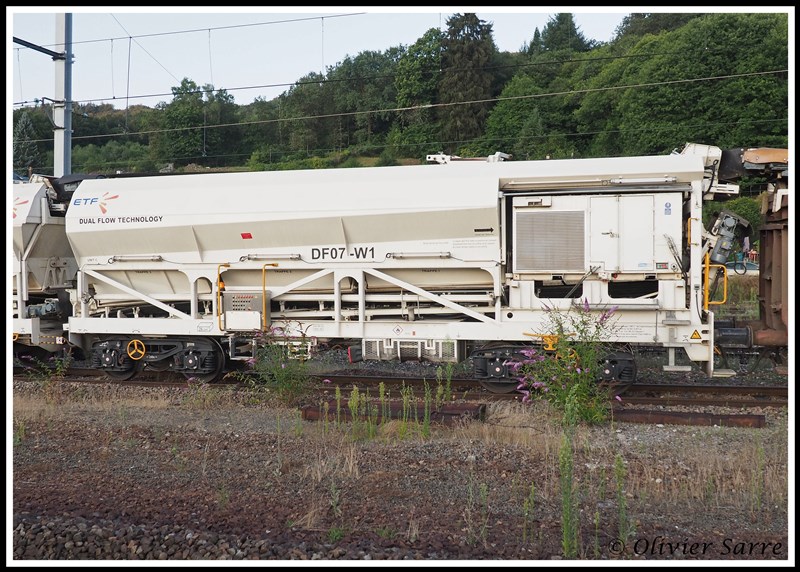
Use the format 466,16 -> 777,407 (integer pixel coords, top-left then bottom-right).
322,378 -> 332,384
583,297 -> 590,312
598,305 -> 619,325
506,361 -> 523,372
615,395 -> 623,402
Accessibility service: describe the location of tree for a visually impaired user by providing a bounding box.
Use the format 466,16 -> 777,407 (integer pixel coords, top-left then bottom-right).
72,140 -> 155,174
239,96 -> 284,167
540,13 -> 596,53
437,13 -> 496,153
481,74 -> 544,158
390,28 -> 443,157
13,111 -> 42,174
612,13 -> 703,42
613,13 -> 788,155
327,48 -> 403,153
147,78 -> 238,167
505,15 -> 594,161
395,28 -> 442,125
280,71 -> 332,156
148,78 -> 204,166
571,42 -> 629,157
201,85 -> 239,167
523,28 -> 543,55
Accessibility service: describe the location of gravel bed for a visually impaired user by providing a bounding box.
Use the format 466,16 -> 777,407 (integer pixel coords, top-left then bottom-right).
11,355 -> 790,562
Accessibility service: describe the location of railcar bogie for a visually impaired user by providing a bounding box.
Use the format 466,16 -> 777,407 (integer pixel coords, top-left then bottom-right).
87,335 -> 228,382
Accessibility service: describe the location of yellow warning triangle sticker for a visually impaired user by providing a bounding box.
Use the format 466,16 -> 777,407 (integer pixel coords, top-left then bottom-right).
690,330 -> 701,340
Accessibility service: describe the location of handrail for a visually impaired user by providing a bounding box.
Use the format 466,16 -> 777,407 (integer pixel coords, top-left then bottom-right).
687,217 -> 699,245
216,263 -> 231,331
703,253 -> 728,311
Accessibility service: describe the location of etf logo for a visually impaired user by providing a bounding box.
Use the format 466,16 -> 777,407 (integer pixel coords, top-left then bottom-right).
73,192 -> 119,214
13,197 -> 29,219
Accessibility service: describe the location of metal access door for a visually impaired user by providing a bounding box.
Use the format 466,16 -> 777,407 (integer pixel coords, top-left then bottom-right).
589,195 -> 655,273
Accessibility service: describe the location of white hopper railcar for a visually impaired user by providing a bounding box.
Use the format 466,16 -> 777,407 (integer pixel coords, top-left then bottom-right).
12,176 -> 80,355
45,144 -> 755,388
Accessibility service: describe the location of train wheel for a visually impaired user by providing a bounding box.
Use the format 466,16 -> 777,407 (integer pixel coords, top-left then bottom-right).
182,338 -> 225,383
472,341 -> 529,395
96,342 -> 140,381
598,351 -> 637,385
104,364 -> 139,381
478,379 -> 520,394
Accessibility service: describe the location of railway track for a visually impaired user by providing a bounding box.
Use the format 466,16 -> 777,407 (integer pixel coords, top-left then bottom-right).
310,374 -> 788,407
617,382 -> 787,408
15,368 -> 785,428
15,368 -> 787,408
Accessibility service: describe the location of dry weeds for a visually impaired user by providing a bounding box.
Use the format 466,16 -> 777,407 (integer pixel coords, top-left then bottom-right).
12,380 -> 789,560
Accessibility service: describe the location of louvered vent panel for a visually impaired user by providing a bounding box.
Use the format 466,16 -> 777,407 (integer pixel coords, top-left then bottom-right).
515,211 -> 585,272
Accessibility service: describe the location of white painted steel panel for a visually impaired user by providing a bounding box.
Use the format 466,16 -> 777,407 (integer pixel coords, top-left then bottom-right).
64,154 -> 703,267
620,195 -> 655,272
64,164 -> 503,265
224,311 -> 262,331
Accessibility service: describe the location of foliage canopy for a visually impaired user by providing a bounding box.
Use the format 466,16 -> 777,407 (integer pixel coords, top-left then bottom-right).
13,12 -> 788,175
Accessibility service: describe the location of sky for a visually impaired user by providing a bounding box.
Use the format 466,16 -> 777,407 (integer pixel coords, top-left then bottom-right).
9,7 -> 634,111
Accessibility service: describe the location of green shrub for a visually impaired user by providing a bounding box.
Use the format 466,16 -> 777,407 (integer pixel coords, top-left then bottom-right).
513,299 -> 617,425
236,328 -> 313,405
